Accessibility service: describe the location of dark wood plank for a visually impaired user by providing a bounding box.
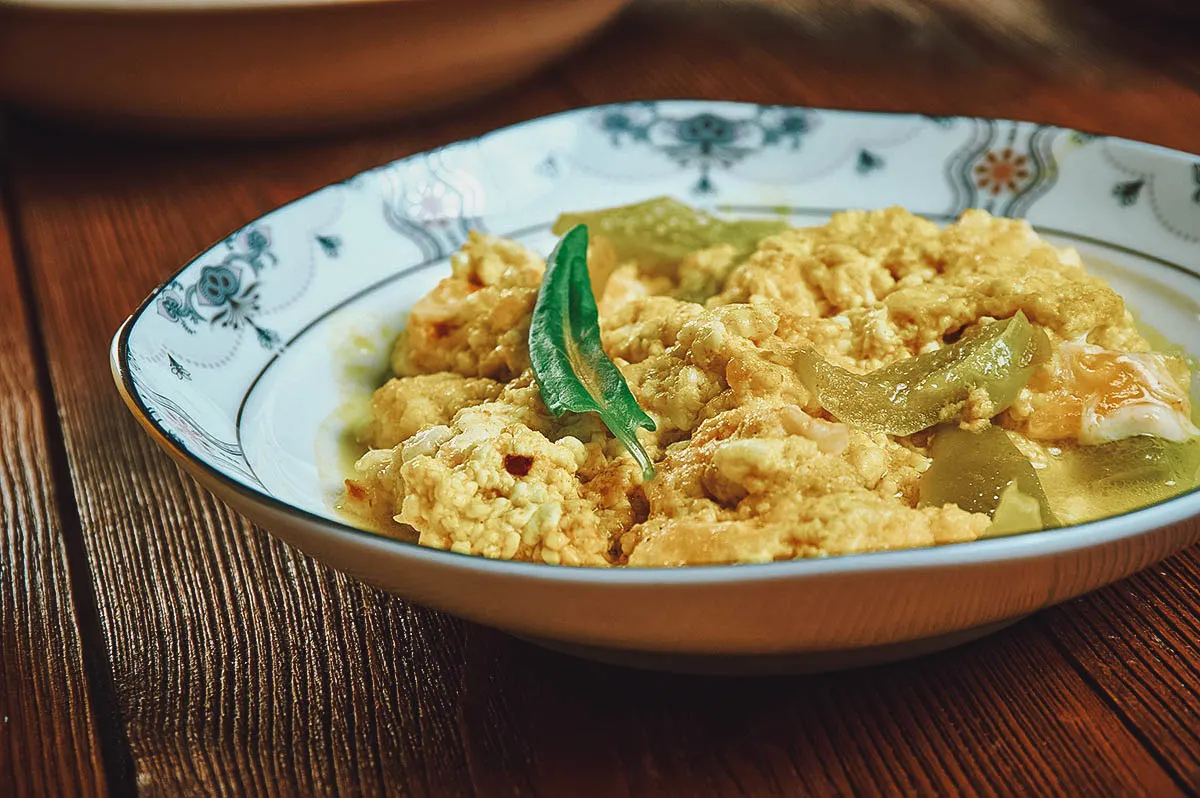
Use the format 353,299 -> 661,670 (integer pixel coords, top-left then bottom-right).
0,130 -> 107,796
6,1 -> 1200,794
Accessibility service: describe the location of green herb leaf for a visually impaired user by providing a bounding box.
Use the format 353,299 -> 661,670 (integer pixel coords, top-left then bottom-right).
530,224 -> 658,481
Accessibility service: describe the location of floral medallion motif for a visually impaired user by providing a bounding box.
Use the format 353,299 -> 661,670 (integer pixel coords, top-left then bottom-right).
382,151 -> 487,261
156,225 -> 281,349
973,148 -> 1032,196
944,120 -> 1062,218
597,103 -> 815,193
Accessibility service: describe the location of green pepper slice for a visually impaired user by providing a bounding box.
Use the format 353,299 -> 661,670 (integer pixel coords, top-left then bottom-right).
794,311 -> 1049,436
918,424 -> 1059,534
988,483 -> 1048,538
552,197 -> 788,272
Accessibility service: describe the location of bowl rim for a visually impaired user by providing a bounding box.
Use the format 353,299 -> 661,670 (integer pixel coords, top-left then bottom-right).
110,100 -> 1200,586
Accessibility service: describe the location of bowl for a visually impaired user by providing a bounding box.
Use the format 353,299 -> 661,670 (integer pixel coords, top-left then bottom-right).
0,0 -> 630,136
111,101 -> 1200,674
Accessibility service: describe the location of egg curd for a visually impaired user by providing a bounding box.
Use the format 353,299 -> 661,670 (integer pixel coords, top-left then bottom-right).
341,201 -> 1199,567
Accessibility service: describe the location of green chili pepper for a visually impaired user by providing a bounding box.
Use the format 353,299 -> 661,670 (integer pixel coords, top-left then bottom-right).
919,424 -> 1059,534
529,224 -> 657,481
794,311 -> 1049,436
552,197 -> 788,272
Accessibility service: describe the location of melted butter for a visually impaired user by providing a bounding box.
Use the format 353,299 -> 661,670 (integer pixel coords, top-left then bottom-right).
986,483 -> 1045,537
1134,311 -> 1200,373
1132,311 -> 1200,431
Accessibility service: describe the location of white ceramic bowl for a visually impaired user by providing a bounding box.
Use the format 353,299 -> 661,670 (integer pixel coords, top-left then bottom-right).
112,102 -> 1200,673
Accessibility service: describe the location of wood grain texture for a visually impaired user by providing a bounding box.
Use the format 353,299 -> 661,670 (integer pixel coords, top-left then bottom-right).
4,0 -> 1200,794
454,624 -> 1185,797
1040,555 -> 1200,788
0,134 -> 107,795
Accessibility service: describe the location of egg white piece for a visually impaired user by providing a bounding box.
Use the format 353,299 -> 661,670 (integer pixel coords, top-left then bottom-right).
1059,341 -> 1198,444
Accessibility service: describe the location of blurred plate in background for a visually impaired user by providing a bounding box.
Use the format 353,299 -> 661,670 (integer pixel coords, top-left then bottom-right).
0,0 -> 630,136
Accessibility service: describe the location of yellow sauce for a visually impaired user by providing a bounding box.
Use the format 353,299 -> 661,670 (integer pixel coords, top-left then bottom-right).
316,314 -> 400,518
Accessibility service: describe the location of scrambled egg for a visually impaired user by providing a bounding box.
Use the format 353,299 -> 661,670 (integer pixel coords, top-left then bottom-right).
342,207 -> 1196,567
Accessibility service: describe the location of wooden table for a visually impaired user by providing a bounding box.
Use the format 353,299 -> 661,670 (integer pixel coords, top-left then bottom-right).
3,2 -> 1200,795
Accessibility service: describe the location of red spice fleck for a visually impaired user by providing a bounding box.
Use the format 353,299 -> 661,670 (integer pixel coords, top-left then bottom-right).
430,320 -> 457,340
344,480 -> 367,501
466,271 -> 485,291
504,454 -> 534,477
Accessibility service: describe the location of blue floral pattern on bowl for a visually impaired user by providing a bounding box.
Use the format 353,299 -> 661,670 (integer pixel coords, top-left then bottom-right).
598,103 -> 816,193
156,226 -> 281,349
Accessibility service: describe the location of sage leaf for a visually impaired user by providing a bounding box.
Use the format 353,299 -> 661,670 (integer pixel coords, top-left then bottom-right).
530,224 -> 657,481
